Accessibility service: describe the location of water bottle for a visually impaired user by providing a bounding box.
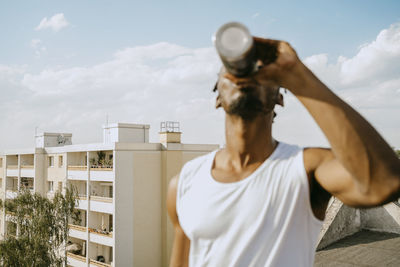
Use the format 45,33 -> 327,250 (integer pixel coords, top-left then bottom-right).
213,22 -> 257,77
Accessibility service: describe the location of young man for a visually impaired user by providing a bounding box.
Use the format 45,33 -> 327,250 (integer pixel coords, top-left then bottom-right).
167,37 -> 400,267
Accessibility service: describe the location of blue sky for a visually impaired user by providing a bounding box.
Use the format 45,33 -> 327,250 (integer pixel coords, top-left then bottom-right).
0,1 -> 400,150
1,0 -> 399,67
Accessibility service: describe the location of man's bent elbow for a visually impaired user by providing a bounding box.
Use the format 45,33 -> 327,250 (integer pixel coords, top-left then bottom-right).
363,175 -> 400,207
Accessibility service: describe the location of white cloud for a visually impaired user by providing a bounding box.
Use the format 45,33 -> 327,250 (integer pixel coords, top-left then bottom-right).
1,23 -> 400,151
30,39 -> 47,57
252,13 -> 260,19
303,22 -> 400,109
30,39 -> 41,48
0,43 -> 223,151
290,22 -> 400,147
35,13 -> 69,32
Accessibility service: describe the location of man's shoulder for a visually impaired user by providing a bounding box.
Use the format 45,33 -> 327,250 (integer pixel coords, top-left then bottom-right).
181,150 -> 216,177
273,141 -> 303,161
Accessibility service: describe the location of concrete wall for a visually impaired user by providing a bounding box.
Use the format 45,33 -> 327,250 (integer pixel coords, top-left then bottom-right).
46,153 -> 67,193
361,203 -> 400,234
161,150 -> 183,267
317,204 -> 361,250
317,200 -> 400,250
34,152 -> 46,195
114,150 -> 135,266
132,151 -> 162,267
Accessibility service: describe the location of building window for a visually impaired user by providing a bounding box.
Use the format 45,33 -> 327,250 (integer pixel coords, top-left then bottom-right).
48,181 -> 54,192
58,156 -> 63,168
0,158 -> 3,167
58,182 -> 63,192
48,156 -> 54,167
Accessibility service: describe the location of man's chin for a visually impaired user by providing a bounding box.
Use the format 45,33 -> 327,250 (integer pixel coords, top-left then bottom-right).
227,94 -> 265,121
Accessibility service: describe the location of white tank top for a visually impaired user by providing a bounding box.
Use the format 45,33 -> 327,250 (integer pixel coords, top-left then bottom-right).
176,142 -> 323,267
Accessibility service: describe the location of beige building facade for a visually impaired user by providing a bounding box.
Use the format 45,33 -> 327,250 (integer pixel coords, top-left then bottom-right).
0,122 -> 219,267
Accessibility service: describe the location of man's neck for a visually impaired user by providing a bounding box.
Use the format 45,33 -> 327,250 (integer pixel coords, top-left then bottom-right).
223,114 -> 276,170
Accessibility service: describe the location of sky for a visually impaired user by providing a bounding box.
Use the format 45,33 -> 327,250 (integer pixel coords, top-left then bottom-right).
0,0 -> 400,151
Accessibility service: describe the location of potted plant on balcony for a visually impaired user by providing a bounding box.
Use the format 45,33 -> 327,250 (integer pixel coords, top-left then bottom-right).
89,158 -> 97,168
97,151 -> 106,168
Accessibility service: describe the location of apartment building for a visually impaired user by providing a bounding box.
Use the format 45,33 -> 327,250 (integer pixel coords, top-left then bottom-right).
0,122 -> 219,267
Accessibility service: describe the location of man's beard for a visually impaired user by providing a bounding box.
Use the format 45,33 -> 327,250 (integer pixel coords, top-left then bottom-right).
227,93 -> 270,121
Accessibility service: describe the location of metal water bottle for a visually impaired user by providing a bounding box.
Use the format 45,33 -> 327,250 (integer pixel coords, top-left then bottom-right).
213,22 -> 257,77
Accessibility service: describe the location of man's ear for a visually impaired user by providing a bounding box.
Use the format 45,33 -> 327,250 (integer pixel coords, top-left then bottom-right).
215,95 -> 222,109
277,93 -> 284,107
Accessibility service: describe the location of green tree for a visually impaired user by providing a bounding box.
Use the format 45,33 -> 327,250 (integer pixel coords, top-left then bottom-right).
0,187 -> 79,267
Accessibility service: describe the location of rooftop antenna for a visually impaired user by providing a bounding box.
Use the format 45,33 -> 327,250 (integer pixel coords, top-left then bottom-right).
35,126 -> 38,136
106,114 -> 109,127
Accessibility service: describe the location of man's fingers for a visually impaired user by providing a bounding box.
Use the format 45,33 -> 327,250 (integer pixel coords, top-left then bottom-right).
253,37 -> 279,65
253,37 -> 280,46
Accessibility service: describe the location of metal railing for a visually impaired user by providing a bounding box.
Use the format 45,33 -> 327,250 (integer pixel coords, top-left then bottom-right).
160,121 -> 180,133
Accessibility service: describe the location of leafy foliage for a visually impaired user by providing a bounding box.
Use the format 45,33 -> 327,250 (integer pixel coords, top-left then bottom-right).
0,187 -> 79,266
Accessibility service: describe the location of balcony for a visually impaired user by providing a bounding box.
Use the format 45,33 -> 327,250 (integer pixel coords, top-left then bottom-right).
20,154 -> 34,173
67,252 -> 87,267
6,190 -> 17,199
69,224 -> 88,240
6,166 -> 18,177
89,228 -> 113,247
20,177 -> 34,191
88,241 -> 113,267
77,196 -> 88,210
21,165 -> 34,177
90,168 -> 114,182
89,151 -> 113,182
90,196 -> 113,214
68,166 -> 88,180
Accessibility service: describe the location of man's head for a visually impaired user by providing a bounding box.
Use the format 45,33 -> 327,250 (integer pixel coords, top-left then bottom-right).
213,67 -> 284,121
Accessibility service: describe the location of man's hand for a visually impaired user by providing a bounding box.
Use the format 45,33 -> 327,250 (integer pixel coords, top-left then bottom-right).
223,37 -> 304,90
252,37 -> 302,89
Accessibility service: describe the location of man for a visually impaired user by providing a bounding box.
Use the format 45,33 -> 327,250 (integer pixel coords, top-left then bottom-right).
167,37 -> 400,266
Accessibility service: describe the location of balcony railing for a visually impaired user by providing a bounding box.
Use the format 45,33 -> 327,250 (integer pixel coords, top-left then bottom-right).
78,195 -> 88,200
7,165 -> 18,169
90,196 -> 113,203
89,259 -> 111,267
21,165 -> 34,169
6,189 -> 18,199
90,166 -> 113,171
67,252 -> 86,263
88,228 -> 113,238
68,165 -> 88,171
69,224 -> 87,232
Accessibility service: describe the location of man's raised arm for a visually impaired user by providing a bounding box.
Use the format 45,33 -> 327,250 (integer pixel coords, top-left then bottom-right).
260,39 -> 400,207
222,38 -> 400,207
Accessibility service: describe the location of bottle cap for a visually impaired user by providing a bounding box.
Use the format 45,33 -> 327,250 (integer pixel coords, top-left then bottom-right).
213,22 -> 253,61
